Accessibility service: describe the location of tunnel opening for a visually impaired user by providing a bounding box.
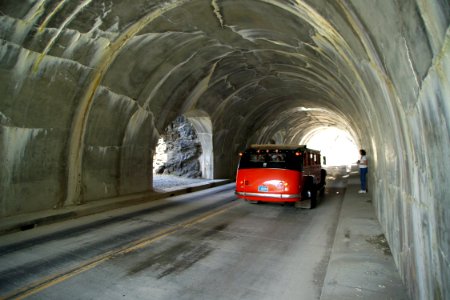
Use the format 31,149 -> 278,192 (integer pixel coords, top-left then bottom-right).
153,115 -> 203,178
300,127 -> 359,167
184,111 -> 214,180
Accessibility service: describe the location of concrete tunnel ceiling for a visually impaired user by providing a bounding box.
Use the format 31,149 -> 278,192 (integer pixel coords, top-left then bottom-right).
101,0 -> 371,168
99,0 -> 366,146
1,1 -> 449,299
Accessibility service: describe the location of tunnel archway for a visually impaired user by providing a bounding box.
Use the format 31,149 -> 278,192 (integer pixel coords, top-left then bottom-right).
0,1 -> 449,299
153,114 -> 208,179
185,110 -> 214,179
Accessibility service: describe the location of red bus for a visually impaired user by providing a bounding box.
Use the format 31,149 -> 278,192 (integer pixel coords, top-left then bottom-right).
235,144 -> 326,208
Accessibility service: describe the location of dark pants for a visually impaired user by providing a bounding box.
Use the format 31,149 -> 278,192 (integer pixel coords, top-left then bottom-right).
360,168 -> 368,191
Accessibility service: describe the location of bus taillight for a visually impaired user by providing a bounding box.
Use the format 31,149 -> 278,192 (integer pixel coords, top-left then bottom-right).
277,181 -> 289,191
239,180 -> 249,187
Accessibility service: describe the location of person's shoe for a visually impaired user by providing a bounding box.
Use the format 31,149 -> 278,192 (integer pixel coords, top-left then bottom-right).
358,190 -> 367,194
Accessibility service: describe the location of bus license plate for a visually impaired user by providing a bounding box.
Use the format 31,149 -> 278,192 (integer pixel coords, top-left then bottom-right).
258,185 -> 268,192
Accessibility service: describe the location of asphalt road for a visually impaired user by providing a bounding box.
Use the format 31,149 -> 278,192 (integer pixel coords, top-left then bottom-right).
0,177 -> 347,300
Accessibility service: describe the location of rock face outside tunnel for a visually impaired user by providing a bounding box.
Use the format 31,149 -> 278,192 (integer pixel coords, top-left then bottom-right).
0,1 -> 449,299
154,116 -> 202,178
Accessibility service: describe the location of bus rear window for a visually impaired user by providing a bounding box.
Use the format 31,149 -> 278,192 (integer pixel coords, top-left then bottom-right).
238,151 -> 303,171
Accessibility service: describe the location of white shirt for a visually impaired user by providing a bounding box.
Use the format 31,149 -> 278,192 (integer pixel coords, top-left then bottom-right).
359,155 -> 368,168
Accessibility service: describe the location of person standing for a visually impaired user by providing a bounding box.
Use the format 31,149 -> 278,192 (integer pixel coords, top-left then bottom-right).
358,149 -> 368,193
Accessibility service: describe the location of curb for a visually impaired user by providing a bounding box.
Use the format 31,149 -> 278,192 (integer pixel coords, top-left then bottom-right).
0,179 -> 232,236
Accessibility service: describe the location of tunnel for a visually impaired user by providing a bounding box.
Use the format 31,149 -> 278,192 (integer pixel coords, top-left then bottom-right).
0,1 -> 449,299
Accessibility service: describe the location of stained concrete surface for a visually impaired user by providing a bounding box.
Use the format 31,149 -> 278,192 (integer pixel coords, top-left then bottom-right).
320,175 -> 408,300
0,1 -> 449,298
0,176 -> 230,236
0,174 -> 408,299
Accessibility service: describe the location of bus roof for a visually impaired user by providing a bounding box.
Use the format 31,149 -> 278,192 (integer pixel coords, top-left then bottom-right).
247,144 -> 320,153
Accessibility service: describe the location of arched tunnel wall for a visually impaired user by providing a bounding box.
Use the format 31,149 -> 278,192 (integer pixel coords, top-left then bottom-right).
0,1 -> 449,299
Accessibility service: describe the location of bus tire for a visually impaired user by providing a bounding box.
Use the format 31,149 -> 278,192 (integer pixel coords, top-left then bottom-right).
303,176 -> 317,209
319,185 -> 325,196
310,185 -> 318,209
319,169 -> 327,196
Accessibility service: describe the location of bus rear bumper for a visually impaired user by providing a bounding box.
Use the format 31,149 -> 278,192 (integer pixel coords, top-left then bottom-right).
235,191 -> 301,202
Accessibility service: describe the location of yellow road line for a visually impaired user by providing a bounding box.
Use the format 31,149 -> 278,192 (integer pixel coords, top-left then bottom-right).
2,201 -> 238,300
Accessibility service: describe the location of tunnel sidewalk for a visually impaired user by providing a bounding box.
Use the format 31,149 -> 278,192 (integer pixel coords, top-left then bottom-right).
0,179 -> 230,236
320,175 -> 409,300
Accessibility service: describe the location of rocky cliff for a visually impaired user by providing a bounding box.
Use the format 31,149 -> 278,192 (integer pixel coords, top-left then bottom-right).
154,116 -> 202,178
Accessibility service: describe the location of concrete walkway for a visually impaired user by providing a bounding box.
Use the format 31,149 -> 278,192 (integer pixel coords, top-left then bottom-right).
320,175 -> 409,300
0,179 -> 231,236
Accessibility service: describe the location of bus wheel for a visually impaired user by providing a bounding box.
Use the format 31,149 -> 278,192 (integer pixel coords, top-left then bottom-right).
319,185 -> 325,196
310,185 -> 318,209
